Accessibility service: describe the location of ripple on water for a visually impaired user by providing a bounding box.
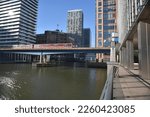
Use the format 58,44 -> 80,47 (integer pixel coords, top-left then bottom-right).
12,71 -> 20,75
0,95 -> 9,100
0,76 -> 15,89
0,76 -> 18,100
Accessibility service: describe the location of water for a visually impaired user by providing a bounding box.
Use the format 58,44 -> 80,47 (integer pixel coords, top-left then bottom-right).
0,63 -> 107,100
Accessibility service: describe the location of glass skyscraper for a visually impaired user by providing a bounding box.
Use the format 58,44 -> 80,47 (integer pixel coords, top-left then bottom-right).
96,0 -> 116,48
0,0 -> 38,45
67,9 -> 83,47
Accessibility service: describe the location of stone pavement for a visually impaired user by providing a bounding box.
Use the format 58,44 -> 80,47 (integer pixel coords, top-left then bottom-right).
113,66 -> 150,100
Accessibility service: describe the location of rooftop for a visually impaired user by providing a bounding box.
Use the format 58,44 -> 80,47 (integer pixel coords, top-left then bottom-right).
68,9 -> 83,12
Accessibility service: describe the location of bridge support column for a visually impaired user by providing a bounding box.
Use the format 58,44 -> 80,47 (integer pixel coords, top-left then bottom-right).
138,22 -> 150,80
40,52 -> 43,63
20,54 -> 22,61
96,53 -> 103,62
74,54 -> 77,59
23,54 -> 25,62
10,53 -> 13,62
126,40 -> 134,70
46,55 -> 51,62
30,55 -> 32,62
43,55 -> 46,63
14,54 -> 16,62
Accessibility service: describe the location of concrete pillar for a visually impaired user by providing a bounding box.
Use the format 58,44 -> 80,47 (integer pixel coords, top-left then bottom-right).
30,55 -> 32,62
126,40 -> 134,70
40,53 -> 43,63
110,41 -> 116,62
110,48 -> 116,62
25,55 -> 27,62
14,54 -> 16,62
138,22 -> 150,80
46,55 -> 51,62
10,53 -> 13,62
20,54 -> 21,62
22,54 -> 24,62
122,47 -> 126,66
122,47 -> 128,68
96,53 -> 103,62
17,54 -> 19,62
74,54 -> 77,59
43,55 -> 46,63
121,49 -> 124,65
119,50 -> 122,65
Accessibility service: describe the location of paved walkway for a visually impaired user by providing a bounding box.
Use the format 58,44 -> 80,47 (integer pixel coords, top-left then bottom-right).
113,66 -> 150,100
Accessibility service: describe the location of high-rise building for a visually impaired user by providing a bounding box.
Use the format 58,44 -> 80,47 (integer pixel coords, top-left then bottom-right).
96,0 -> 117,48
67,9 -> 83,47
0,0 -> 38,45
83,28 -> 91,47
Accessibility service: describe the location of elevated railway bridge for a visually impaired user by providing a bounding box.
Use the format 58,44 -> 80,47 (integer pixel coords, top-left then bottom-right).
0,43 -> 110,63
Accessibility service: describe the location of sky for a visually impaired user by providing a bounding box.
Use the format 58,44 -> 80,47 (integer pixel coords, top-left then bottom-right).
36,0 -> 95,47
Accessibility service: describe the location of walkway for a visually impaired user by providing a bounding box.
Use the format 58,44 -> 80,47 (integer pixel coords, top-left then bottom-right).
113,66 -> 150,100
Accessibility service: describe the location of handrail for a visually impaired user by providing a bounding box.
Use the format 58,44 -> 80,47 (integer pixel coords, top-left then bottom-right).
100,63 -> 118,100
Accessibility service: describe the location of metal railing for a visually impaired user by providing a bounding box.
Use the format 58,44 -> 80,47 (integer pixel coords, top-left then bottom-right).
100,64 -> 118,100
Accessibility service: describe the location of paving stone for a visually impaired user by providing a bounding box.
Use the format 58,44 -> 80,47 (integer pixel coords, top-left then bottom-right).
113,66 -> 150,100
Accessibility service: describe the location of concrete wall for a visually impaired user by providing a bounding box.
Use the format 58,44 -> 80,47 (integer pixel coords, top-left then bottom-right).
138,22 -> 150,80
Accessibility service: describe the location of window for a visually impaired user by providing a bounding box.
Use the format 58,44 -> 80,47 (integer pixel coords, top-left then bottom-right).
104,39 -> 111,47
98,40 -> 102,46
104,32 -> 111,39
98,7 -> 102,12
98,31 -> 102,38
98,13 -> 102,18
98,2 -> 102,6
104,20 -> 115,25
98,25 -> 102,30
98,19 -> 102,24
104,25 -> 114,30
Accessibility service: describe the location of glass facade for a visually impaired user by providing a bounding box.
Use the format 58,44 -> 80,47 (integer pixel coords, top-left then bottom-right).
0,0 -> 38,45
96,0 -> 116,47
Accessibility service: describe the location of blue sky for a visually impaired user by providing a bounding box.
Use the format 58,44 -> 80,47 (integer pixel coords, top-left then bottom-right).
36,0 -> 95,47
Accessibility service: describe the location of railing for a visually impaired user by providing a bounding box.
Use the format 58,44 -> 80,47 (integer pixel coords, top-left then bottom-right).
137,0 -> 149,17
0,43 -> 74,49
100,63 -> 118,100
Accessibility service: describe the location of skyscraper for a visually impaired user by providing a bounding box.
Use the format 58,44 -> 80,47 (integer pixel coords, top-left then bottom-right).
83,28 -> 91,47
96,0 -> 117,48
0,0 -> 38,45
67,9 -> 83,47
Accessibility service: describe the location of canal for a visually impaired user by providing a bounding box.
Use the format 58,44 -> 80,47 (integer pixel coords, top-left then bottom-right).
0,63 -> 107,100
